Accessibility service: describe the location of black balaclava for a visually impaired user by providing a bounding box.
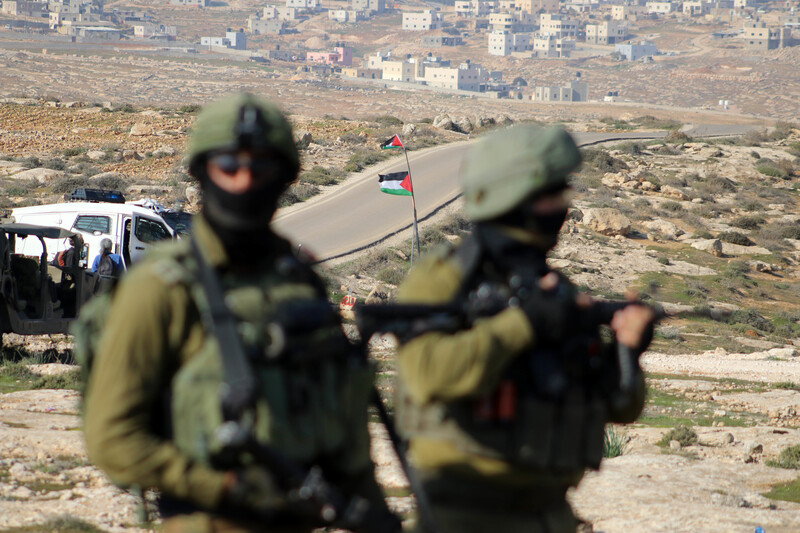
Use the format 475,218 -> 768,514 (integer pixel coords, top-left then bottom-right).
198,104 -> 294,262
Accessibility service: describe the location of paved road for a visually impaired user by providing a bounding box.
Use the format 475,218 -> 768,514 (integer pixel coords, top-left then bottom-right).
272,125 -> 753,261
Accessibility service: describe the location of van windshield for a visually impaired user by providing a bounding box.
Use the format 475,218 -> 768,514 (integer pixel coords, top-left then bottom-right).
162,211 -> 192,237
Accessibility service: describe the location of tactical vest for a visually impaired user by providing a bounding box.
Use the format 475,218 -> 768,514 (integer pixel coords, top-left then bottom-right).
153,240 -> 374,474
397,238 -> 614,473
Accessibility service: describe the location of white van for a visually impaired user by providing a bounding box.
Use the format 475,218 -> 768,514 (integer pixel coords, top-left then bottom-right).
11,199 -> 179,269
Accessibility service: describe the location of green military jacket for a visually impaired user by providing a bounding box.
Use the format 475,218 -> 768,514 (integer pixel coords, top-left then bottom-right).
84,216 -> 383,516
395,233 -> 645,492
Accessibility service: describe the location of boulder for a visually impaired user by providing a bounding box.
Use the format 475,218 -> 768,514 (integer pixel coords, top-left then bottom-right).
497,114 -> 514,125
294,130 -> 313,148
185,184 -> 202,208
86,150 -> 107,161
8,167 -> 63,184
660,185 -> 689,200
644,219 -> 685,241
152,146 -> 176,158
691,239 -> 723,256
721,242 -> 771,256
582,208 -> 631,236
122,150 -> 143,161
0,160 -> 26,176
433,114 -> 455,131
129,122 -> 152,136
640,180 -> 659,191
402,123 -> 417,136
455,116 -> 473,133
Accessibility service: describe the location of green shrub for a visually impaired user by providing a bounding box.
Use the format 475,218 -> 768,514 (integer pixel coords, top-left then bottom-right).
580,149 -> 629,174
726,308 -> 774,333
369,115 -> 404,126
50,175 -> 90,194
659,424 -> 698,447
664,130 -> 692,144
299,166 -> 347,186
20,156 -> 41,169
756,164 -> 786,178
730,215 -> 765,230
660,201 -> 684,214
92,174 -> 126,190
603,425 -> 628,458
718,231 -> 753,246
767,445 -> 800,469
344,148 -> 390,173
62,147 -> 86,158
178,104 -> 202,114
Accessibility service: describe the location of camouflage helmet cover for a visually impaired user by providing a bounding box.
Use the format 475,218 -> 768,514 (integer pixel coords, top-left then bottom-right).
186,93 -> 300,180
461,125 -> 581,221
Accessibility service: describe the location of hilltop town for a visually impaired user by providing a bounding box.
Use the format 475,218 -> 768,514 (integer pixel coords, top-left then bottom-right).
0,0 -> 799,119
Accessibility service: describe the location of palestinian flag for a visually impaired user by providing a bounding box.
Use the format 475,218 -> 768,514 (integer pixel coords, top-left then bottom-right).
380,135 -> 404,150
379,172 -> 413,196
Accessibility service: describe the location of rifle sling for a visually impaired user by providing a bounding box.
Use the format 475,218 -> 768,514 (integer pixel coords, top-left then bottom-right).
189,237 -> 257,420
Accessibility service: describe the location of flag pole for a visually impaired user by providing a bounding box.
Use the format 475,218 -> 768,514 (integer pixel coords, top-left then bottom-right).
402,145 -> 421,265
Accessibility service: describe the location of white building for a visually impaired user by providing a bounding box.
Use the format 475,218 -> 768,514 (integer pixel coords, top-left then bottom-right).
646,1 -> 675,14
170,0 -> 208,6
615,40 -> 659,60
454,0 -> 494,17
533,33 -> 575,57
381,57 -> 424,82
538,13 -> 578,38
533,77 -> 587,101
402,10 -> 443,30
585,20 -> 628,44
422,61 -> 491,91
286,0 -> 320,9
488,31 -> 531,56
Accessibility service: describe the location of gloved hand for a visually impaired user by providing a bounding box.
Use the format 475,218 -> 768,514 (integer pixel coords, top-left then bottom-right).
516,271 -> 578,345
222,467 -> 286,517
333,495 -> 403,533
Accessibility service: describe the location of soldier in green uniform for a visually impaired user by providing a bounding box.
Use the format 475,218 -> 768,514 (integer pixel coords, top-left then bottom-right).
84,94 -> 399,533
394,126 -> 655,533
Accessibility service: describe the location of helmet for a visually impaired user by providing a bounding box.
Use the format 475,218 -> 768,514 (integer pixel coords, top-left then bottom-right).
461,125 -> 581,221
186,93 -> 300,181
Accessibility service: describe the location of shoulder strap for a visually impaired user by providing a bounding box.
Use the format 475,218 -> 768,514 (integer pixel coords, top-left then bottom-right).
188,238 -> 257,421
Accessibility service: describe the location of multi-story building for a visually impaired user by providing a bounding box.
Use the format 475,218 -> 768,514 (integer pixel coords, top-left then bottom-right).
615,40 -> 659,60
490,11 -> 535,32
402,10 -> 443,30
248,17 -> 288,34
585,20 -> 628,44
1,1 -> 46,16
517,0 -> 559,13
488,30 -> 531,55
539,13 -> 578,38
307,46 -> 353,66
422,61 -> 491,91
422,35 -> 465,47
260,6 -> 298,21
350,0 -> 385,14
611,4 -> 645,21
133,23 -> 177,39
645,1 -> 674,14
742,21 -> 792,49
50,11 -> 81,28
381,57 -> 424,82
454,0 -> 495,17
201,29 -> 246,49
286,0 -> 320,10
328,9 -> 368,22
682,0 -> 710,16
533,77 -> 587,101
533,33 -> 575,57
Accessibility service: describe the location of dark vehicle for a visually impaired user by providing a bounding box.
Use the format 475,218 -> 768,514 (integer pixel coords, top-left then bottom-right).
0,223 -> 97,337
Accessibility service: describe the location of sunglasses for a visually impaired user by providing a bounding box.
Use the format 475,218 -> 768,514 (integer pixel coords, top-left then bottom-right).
209,152 -> 279,176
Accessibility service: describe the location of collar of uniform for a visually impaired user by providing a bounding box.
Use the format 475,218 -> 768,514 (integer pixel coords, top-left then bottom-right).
190,215 -> 230,269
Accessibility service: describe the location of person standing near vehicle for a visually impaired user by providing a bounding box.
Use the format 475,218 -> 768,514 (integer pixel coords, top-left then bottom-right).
394,125 -> 656,533
91,238 -> 123,277
84,93 -> 399,533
